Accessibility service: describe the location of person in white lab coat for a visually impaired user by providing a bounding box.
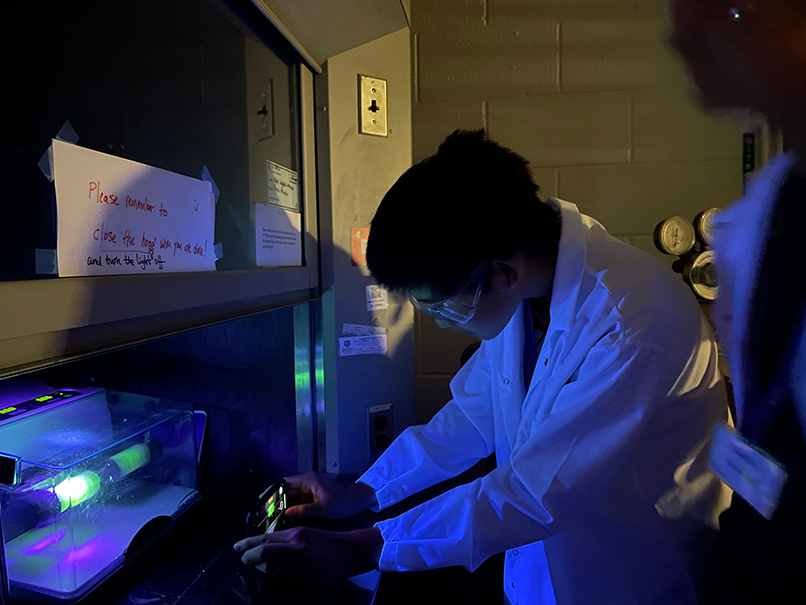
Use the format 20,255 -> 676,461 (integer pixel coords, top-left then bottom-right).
665,1 -> 806,601
235,130 -> 731,604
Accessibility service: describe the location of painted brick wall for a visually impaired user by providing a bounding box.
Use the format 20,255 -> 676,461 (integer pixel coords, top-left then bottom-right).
411,0 -> 744,423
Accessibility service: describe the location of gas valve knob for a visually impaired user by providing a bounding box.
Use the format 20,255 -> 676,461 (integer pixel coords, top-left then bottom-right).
683,250 -> 718,301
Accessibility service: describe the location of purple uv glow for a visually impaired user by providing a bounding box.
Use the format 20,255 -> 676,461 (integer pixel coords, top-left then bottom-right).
23,527 -> 67,555
61,535 -> 105,566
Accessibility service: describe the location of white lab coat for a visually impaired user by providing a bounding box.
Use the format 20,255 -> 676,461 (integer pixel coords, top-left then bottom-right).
710,153 -> 806,430
359,199 -> 731,605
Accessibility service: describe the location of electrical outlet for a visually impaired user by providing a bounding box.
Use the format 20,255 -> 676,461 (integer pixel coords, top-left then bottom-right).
358,75 -> 387,137
367,403 -> 394,461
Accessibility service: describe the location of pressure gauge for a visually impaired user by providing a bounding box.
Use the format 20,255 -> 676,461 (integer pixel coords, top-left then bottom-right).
684,250 -> 718,301
694,207 -> 721,246
653,216 -> 696,256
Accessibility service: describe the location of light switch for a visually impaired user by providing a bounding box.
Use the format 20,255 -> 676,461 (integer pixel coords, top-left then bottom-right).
257,79 -> 274,141
358,75 -> 387,137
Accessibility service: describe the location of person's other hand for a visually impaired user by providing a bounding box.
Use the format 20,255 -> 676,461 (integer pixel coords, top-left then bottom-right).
283,472 -> 377,521
233,526 -> 382,586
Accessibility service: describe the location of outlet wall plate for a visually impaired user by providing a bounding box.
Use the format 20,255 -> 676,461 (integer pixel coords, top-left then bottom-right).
358,75 -> 387,137
367,402 -> 394,461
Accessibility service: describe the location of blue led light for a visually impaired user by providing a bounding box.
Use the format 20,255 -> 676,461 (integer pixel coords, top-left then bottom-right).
729,8 -> 741,20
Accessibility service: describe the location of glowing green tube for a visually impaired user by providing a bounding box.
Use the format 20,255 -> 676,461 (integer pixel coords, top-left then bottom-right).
110,443 -> 151,477
54,472 -> 101,512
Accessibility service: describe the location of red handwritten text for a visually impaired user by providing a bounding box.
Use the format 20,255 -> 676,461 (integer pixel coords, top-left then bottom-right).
125,195 -> 154,213
141,232 -> 156,249
88,182 -> 119,206
122,230 -> 136,247
193,240 -> 207,256
93,222 -> 117,244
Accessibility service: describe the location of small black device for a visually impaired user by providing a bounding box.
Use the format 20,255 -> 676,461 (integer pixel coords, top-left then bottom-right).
246,480 -> 288,536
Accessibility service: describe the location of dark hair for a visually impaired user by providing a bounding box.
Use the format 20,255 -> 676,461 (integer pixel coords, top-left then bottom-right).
366,129 -> 561,296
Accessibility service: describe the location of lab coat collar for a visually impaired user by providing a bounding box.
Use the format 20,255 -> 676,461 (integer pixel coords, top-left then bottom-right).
495,198 -> 585,402
545,198 -> 587,332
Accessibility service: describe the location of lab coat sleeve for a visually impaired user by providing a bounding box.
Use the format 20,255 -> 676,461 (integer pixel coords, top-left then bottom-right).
358,341 -> 495,511
374,338 -> 687,572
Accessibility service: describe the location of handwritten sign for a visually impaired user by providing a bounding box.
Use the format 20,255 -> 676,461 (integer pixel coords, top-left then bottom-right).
266,160 -> 299,211
255,203 -> 302,267
52,140 -> 216,276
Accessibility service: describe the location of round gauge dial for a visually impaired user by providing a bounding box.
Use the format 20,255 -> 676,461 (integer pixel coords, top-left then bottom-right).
653,216 -> 696,256
694,207 -> 721,246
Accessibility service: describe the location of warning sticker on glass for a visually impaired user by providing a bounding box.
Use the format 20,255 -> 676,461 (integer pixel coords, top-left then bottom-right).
366,285 -> 389,311
339,335 -> 387,357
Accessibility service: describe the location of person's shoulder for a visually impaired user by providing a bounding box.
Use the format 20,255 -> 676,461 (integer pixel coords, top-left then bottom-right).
712,153 -> 795,256
585,232 -> 690,302
566,207 -> 683,311
719,153 -> 794,221
582,236 -> 703,341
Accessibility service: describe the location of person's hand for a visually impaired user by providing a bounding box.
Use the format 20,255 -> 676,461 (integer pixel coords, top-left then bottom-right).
283,472 -> 377,521
233,526 -> 383,586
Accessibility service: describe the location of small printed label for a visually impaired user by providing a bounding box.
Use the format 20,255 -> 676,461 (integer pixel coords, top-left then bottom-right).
366,285 -> 389,311
343,323 -> 387,336
339,335 -> 387,357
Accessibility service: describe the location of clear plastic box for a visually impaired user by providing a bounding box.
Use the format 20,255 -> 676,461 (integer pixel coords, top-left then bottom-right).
0,385 -> 201,602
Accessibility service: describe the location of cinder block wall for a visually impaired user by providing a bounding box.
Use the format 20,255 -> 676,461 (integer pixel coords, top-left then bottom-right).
411,0 -> 744,423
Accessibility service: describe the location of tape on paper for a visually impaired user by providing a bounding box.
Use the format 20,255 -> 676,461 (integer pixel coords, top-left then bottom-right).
201,165 -> 221,203
35,249 -> 58,275
38,121 -> 80,182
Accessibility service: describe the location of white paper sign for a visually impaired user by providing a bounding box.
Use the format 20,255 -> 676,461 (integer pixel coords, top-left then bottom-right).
343,323 -> 387,336
255,203 -> 302,267
266,160 -> 299,211
339,335 -> 388,356
52,140 -> 216,277
366,285 -> 389,311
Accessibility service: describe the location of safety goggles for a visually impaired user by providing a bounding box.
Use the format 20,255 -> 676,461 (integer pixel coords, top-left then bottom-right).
409,262 -> 488,324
